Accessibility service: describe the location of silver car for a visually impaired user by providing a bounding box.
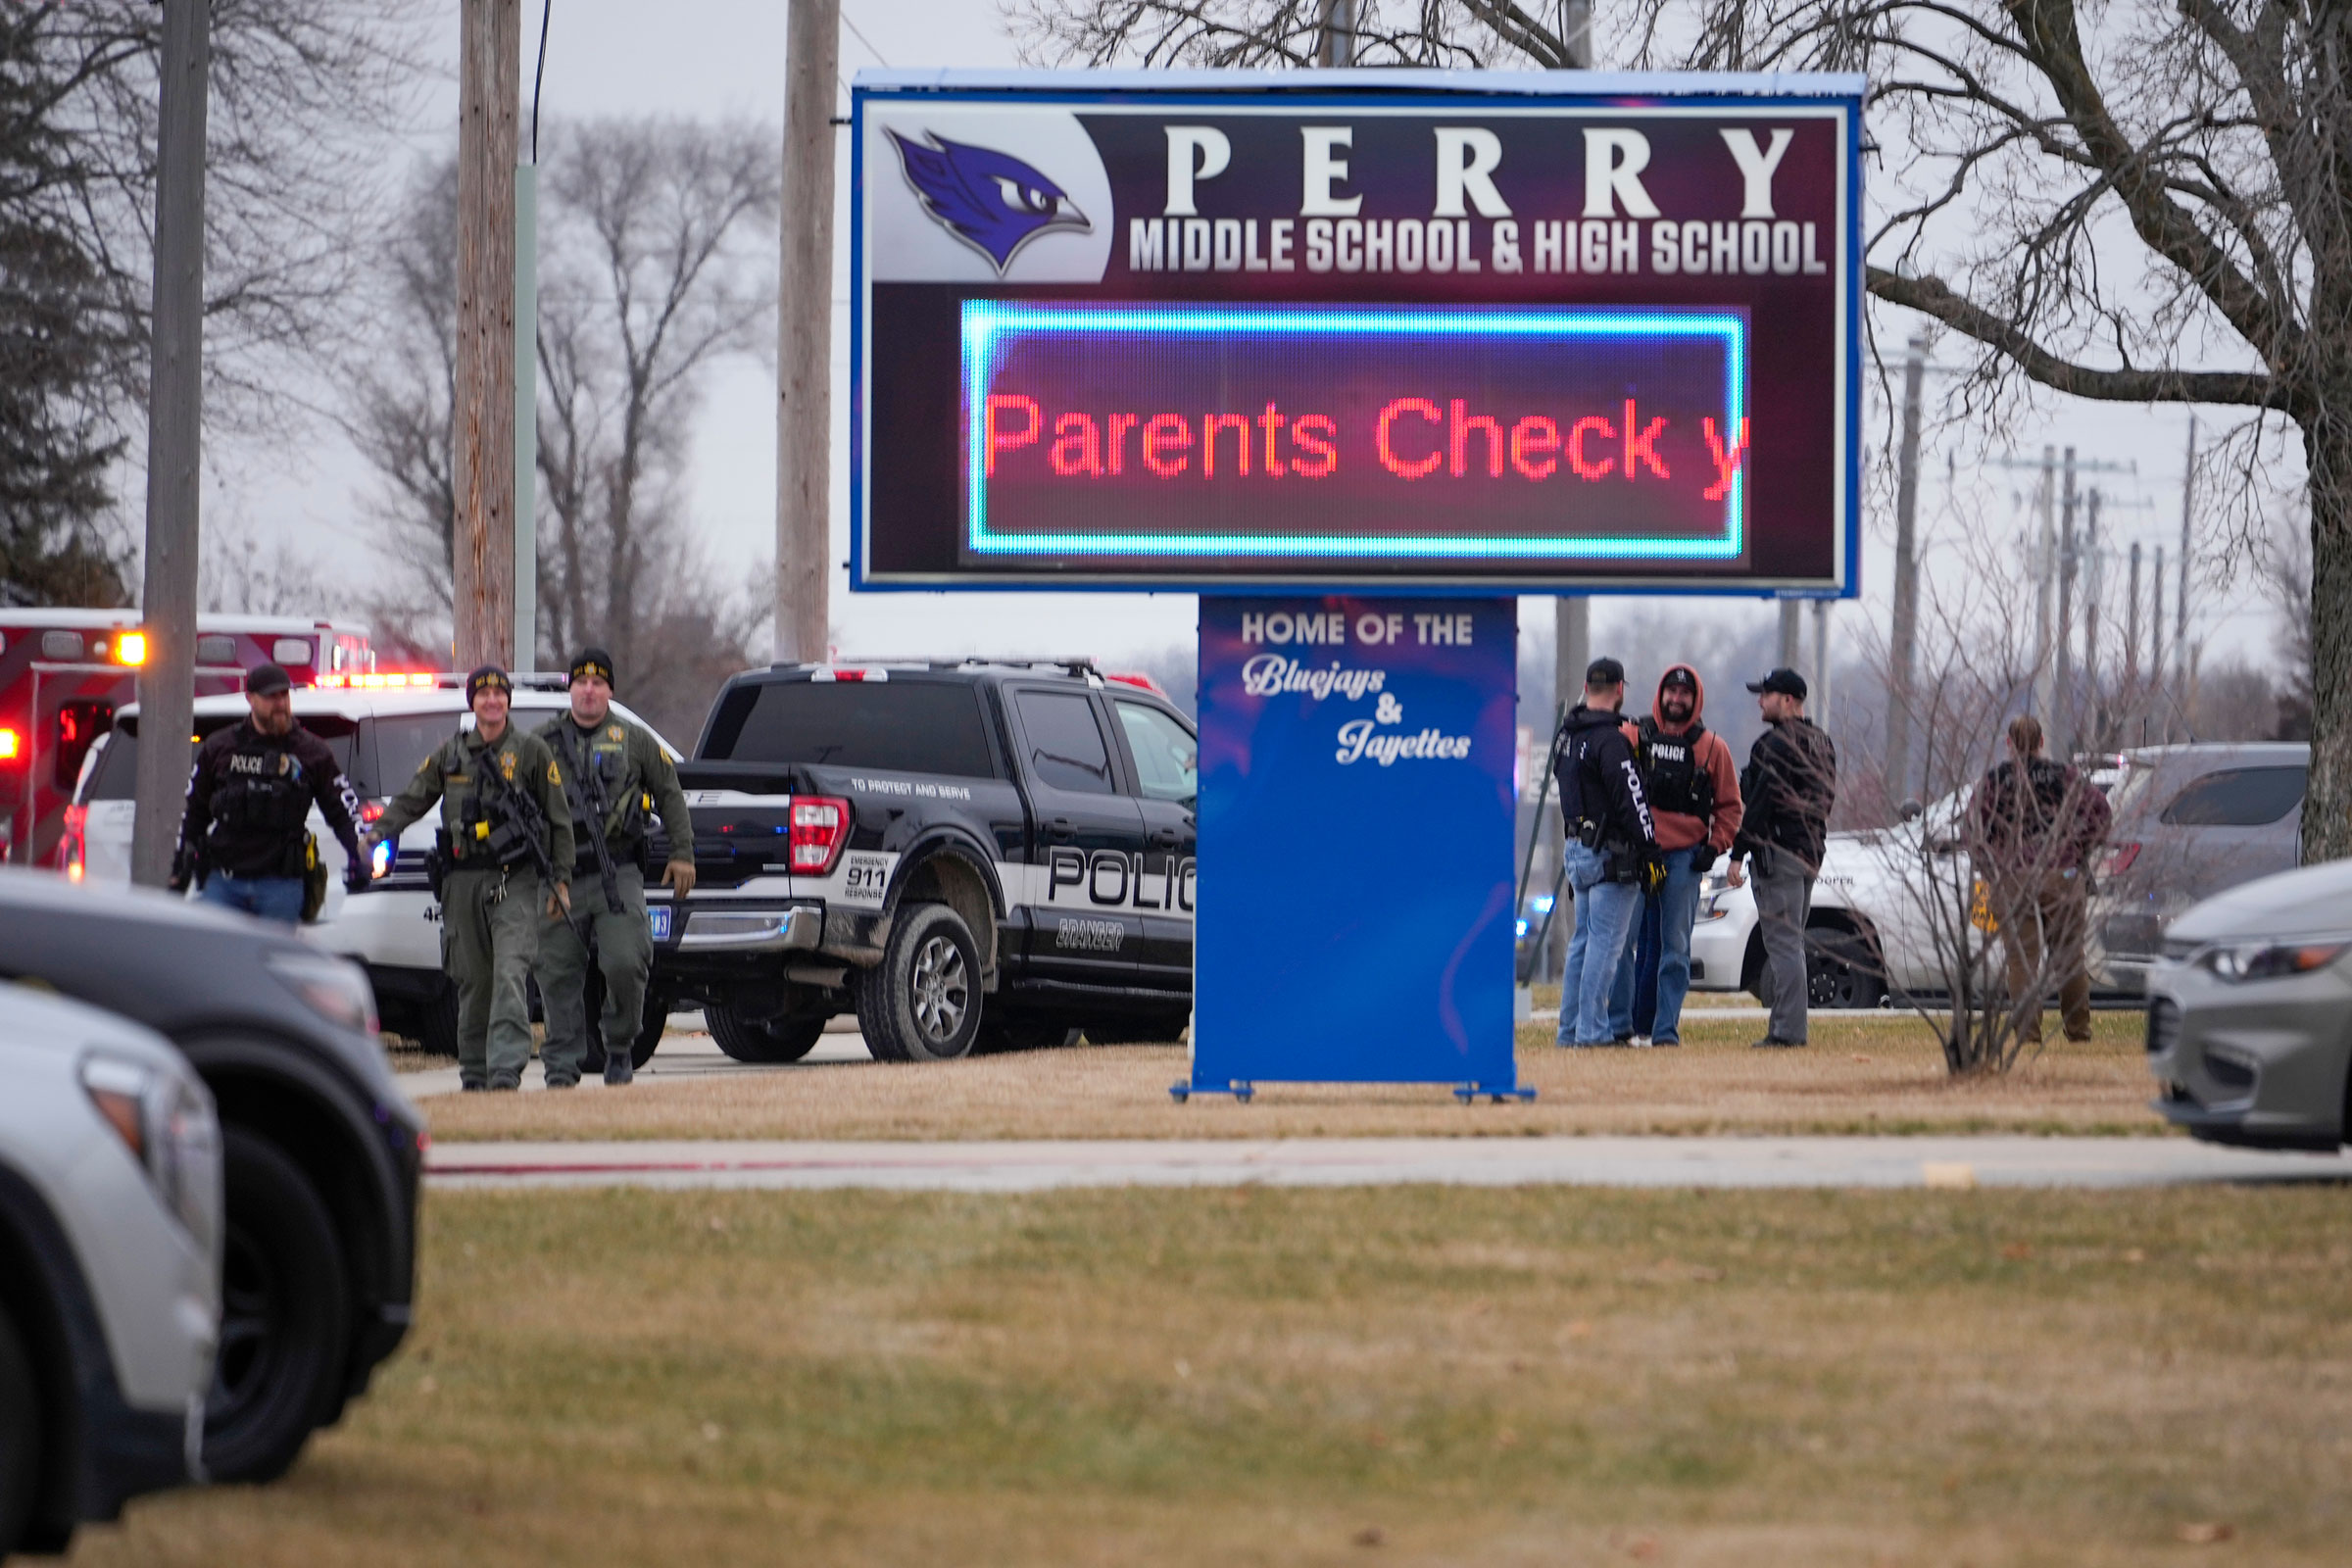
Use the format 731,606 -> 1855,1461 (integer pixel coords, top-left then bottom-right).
0,983 -> 220,1557
2146,858 -> 2352,1150
2094,742 -> 2310,993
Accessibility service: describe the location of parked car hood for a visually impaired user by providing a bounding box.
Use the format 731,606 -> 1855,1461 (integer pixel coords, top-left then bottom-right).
2166,858 -> 2352,944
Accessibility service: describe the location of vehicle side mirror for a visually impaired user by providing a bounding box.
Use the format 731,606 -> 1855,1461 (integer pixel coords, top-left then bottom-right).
1898,798 -> 1924,822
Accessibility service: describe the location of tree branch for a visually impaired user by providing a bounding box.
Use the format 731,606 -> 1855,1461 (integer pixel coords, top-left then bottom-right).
1868,265 -> 2285,408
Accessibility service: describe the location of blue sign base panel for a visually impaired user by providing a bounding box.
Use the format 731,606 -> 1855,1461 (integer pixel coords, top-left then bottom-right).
1181,596 -> 1528,1101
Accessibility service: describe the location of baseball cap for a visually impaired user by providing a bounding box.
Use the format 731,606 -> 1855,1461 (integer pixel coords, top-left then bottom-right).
1660,666 -> 1698,690
1745,667 -> 1808,700
244,662 -> 292,696
466,664 -> 513,703
568,647 -> 615,687
1585,656 -> 1627,687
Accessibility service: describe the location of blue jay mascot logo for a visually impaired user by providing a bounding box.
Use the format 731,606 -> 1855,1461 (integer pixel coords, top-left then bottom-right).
887,129 -> 1090,273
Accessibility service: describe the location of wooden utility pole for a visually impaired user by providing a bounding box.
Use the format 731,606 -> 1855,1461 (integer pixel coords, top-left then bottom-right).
454,0 -> 519,669
1317,0 -> 1356,66
774,0 -> 839,664
129,0 -> 209,889
1884,331 -> 1927,803
2176,416 -> 2195,697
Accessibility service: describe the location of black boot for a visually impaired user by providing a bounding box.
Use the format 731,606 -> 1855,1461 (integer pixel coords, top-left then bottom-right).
604,1049 -> 633,1087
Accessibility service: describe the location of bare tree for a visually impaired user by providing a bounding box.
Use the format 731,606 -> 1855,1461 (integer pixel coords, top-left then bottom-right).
1008,0 -> 1585,66
353,120 -> 777,742
33,0 -> 426,425
1016,0 -> 2352,863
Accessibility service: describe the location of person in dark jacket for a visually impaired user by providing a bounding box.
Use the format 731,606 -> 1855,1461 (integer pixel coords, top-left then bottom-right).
1733,667 -> 1838,1047
170,662 -> 368,924
1967,713 -> 2112,1045
1553,657 -> 1659,1048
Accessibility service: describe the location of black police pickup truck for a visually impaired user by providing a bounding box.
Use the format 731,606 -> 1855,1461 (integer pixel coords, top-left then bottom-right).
647,661 -> 1197,1061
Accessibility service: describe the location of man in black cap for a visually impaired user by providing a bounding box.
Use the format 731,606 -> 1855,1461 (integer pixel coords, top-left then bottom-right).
533,647 -> 696,1087
1552,655 -> 1660,1048
1733,667 -> 1838,1047
171,662 -> 368,924
367,665 -> 574,1091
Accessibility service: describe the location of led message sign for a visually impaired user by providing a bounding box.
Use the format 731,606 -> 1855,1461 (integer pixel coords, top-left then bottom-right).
852,71 -> 1863,594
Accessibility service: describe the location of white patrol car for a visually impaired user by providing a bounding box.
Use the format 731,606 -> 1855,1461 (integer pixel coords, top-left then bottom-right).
68,674 -> 677,1056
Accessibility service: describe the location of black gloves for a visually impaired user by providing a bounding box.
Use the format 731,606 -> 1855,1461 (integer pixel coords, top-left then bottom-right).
1690,845 -> 1720,878
344,853 -> 373,894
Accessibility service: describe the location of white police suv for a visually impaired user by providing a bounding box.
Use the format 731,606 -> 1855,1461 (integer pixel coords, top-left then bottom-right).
68,674 -> 676,1055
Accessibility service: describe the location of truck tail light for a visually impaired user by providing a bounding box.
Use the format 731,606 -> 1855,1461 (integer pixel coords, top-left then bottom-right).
2103,842 -> 2140,877
0,726 -> 19,762
788,797 -> 852,874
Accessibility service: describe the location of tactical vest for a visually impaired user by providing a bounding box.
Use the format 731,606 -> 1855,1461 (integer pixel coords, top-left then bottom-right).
552,720 -> 650,865
448,742 -> 537,869
209,741 -> 312,870
1636,716 -> 1715,820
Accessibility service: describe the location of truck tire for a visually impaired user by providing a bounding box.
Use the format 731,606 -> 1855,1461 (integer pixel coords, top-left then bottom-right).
579,976 -> 669,1073
204,1129 -> 350,1485
706,1003 -> 826,1064
414,981 -> 460,1057
973,1011 -> 1082,1054
0,1302 -> 38,1557
1806,915 -> 1888,1010
858,902 -> 982,1062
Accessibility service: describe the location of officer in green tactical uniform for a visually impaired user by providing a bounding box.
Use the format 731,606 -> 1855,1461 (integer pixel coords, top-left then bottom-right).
534,647 -> 696,1087
367,665 -> 574,1092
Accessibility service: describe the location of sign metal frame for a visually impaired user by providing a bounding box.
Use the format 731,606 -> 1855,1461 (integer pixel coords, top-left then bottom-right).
848,68 -> 1866,600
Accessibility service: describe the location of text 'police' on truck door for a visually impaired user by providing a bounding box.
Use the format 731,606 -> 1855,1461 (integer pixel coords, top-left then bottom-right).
1008,686 -> 1148,986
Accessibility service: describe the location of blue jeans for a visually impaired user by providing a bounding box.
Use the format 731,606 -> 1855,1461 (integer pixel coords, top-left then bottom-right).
200,871 -> 306,925
1557,843 -> 1642,1046
1608,845 -> 1706,1044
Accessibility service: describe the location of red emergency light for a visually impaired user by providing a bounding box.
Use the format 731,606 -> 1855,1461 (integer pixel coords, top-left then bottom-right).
0,726 -> 20,762
314,672 -> 440,691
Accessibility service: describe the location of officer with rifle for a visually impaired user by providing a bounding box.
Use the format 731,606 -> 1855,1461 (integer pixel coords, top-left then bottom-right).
366,665 -> 574,1092
533,647 -> 696,1087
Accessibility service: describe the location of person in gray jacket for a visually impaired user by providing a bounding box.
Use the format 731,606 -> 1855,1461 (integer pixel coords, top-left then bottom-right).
1733,667 -> 1838,1048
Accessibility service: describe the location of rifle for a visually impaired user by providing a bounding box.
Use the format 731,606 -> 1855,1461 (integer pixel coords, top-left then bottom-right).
472,736 -> 589,940
553,721 -> 622,915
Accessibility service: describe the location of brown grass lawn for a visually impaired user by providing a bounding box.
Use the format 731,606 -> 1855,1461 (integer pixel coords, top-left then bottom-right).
70,1184 -> 2352,1568
420,1008 -> 2168,1144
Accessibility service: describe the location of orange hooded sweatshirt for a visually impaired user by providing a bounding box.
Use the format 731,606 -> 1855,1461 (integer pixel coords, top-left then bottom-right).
1620,664 -> 1745,854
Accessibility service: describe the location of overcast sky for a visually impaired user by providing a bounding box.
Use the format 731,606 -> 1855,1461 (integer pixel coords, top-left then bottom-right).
199,0 -> 2287,682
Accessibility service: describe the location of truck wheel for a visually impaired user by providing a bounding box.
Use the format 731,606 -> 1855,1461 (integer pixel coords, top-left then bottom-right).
580,977 -> 670,1072
973,1011 -> 1082,1054
414,981 -> 460,1057
0,1302 -> 39,1556
858,903 -> 982,1062
205,1129 -> 351,1485
707,1003 -> 827,1064
1806,916 -> 1888,1010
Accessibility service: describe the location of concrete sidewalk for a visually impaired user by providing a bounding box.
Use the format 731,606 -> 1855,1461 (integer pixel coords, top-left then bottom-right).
423,1134 -> 2351,1193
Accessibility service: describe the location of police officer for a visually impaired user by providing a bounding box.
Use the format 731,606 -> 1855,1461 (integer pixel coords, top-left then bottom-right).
367,666 -> 574,1092
171,662 -> 368,922
533,647 -> 696,1088
1552,656 -> 1661,1049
